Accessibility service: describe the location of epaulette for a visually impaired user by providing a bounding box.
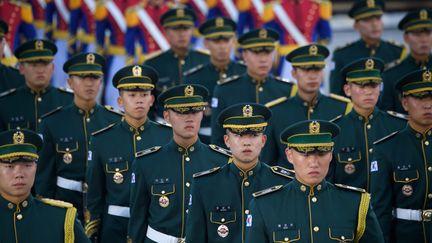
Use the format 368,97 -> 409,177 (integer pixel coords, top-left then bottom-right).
58,87 -> 74,94
387,39 -> 405,49
334,183 -> 366,193
265,97 -> 288,108
373,131 -> 399,145
156,121 -> 172,128
209,144 -> 232,157
0,88 -> 16,98
329,114 -> 343,123
387,110 -> 408,120
271,166 -> 294,179
135,146 -> 161,157
195,48 -> 210,55
144,50 -> 163,61
237,60 -> 247,66
329,93 -> 351,104
384,59 -> 401,71
252,185 -> 283,198
40,106 -> 63,119
217,75 -> 240,85
104,105 -> 124,116
193,167 -> 220,178
40,198 -> 73,208
91,123 -> 116,136
274,76 -> 295,84
334,41 -> 355,52
183,64 -> 205,76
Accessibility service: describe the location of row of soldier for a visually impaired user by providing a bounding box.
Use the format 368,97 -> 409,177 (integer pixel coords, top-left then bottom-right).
0,2 -> 431,243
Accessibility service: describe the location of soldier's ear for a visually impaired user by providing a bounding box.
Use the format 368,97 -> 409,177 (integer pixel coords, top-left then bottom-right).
117,95 -> 123,108
223,134 -> 230,149
163,110 -> 171,123
260,134 -> 267,147
401,96 -> 409,112
285,148 -> 294,165
343,84 -> 352,97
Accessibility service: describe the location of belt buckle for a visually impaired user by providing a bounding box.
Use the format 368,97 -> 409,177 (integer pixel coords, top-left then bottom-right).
422,210 -> 432,222
178,239 -> 185,243
82,182 -> 88,193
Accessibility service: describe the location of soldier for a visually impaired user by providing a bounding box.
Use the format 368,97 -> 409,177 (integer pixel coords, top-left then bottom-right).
328,57 -> 407,191
184,17 -> 246,143
35,52 -> 122,223
245,120 -> 385,243
0,129 -> 90,243
186,103 -> 293,243
371,69 -> 432,243
127,84 -> 231,243
211,28 -> 297,147
380,9 -> 432,114
0,19 -> 25,92
0,39 -> 73,132
262,44 -> 352,167
329,0 -> 406,96
144,7 -> 210,121
85,64 -> 172,242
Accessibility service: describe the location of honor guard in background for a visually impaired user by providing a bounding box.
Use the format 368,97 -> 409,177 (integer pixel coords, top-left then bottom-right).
0,20 -> 25,92
245,120 -> 385,243
35,52 -> 122,222
186,103 -> 293,243
371,69 -> 432,243
30,0 -> 46,37
86,65 -> 172,242
144,7 -> 210,120
0,129 -> 90,243
184,17 -> 246,143
68,0 -> 96,55
262,44 -> 352,167
0,39 -> 73,132
128,84 -> 230,243
329,0 -> 406,96
211,28 -> 297,148
380,9 -> 432,114
328,57 -> 407,191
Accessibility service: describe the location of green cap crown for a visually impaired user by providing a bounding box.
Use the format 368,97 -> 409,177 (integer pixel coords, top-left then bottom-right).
280,120 -> 340,154
396,69 -> 432,97
14,39 -> 57,62
218,103 -> 271,134
63,52 -> 106,76
157,84 -> 209,113
286,44 -> 329,69
238,28 -> 279,50
199,17 -> 237,39
348,0 -> 384,20
398,9 -> 432,32
0,19 -> 8,38
341,57 -> 384,84
113,64 -> 158,91
0,129 -> 43,163
160,7 -> 196,28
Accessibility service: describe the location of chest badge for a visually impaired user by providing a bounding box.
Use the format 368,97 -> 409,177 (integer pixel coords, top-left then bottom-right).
217,224 -> 229,238
401,184 -> 413,197
159,195 -> 170,208
63,152 -> 73,164
344,163 -> 356,174
113,171 -> 124,184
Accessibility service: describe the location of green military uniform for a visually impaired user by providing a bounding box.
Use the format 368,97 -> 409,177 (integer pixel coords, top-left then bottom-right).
35,53 -> 122,223
262,44 -> 352,167
329,57 -> 407,191
246,120 -> 384,243
380,9 -> 432,114
128,84 -> 231,243
0,129 -> 90,243
144,8 -> 210,120
329,0 -> 406,96
85,65 -> 172,242
186,103 -> 293,243
0,39 -> 73,131
371,69 -> 432,243
184,17 -> 246,143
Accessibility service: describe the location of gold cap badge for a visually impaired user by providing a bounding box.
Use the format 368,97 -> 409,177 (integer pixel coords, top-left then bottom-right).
259,29 -> 267,38
216,17 -> 224,27
184,85 -> 194,96
132,65 -> 142,77
420,9 -> 428,20
423,70 -> 432,82
309,45 -> 318,56
367,0 -> 375,8
35,40 -> 44,50
177,9 -> 185,17
242,105 -> 253,117
13,131 -> 25,144
365,59 -> 375,70
309,121 -> 320,134
86,53 -> 95,64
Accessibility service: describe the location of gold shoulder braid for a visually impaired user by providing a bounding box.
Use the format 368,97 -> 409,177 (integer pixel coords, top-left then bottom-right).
65,207 -> 77,243
355,192 -> 370,242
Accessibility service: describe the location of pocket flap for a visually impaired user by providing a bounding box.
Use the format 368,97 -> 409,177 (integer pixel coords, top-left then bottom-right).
210,211 -> 236,224
8,120 -> 30,130
272,229 -> 300,243
56,141 -> 79,153
329,228 -> 354,242
393,169 -> 419,183
337,151 -> 361,163
151,183 -> 175,196
105,161 -> 129,173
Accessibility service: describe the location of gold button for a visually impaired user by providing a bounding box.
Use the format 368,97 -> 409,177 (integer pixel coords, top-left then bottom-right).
129,127 -> 134,132
245,210 -> 249,214
300,185 -> 306,192
348,158 -> 352,162
178,147 -> 183,152
8,203 -> 13,209
428,193 -> 432,199
185,157 -> 190,162
38,118 -> 42,123
136,136 -> 141,141
284,237 -> 289,242
180,60 -> 185,65
22,201 -> 28,207
317,185 -> 322,191
258,87 -> 263,92
428,131 -> 431,136
115,168 -> 119,172
140,126 -> 144,131
190,146 -> 194,152
309,109 -> 314,113
86,118 -> 90,122
244,181 -> 250,187
221,218 -> 225,223
239,172 -> 244,177
16,214 -> 23,220
161,190 -> 165,194
426,141 -> 430,146
341,236 -> 345,240
405,178 -> 409,182
429,166 -> 432,172
312,197 -> 317,203
186,182 -> 190,187
313,226 -> 319,232
37,97 -> 42,102
248,171 -> 253,176
66,148 -> 70,152
369,148 -> 373,153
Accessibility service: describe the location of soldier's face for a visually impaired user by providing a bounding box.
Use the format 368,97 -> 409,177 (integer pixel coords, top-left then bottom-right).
402,96 -> 432,129
204,37 -> 235,63
286,149 -> 332,186
292,68 -> 323,94
354,16 -> 383,41
68,75 -> 102,103
404,30 -> 432,56
344,83 -> 380,111
118,90 -> 154,120
224,131 -> 266,165
0,161 -> 36,203
243,50 -> 274,78
165,27 -> 193,50
164,110 -> 203,140
19,61 -> 54,89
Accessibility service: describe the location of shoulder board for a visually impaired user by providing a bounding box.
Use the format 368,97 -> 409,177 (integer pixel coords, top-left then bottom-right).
0,88 -> 16,98
329,114 -> 343,123
387,39 -> 405,49
40,198 -> 73,208
193,167 -> 220,178
334,183 -> 366,193
183,64 -> 205,76
237,60 -> 247,66
384,59 -> 401,71
135,146 -> 161,158
104,105 -> 124,116
274,76 -> 294,84
265,97 -> 288,108
58,87 -> 74,94
91,123 -> 116,136
329,93 -> 351,104
195,48 -> 210,55
373,131 -> 399,145
271,166 -> 294,179
144,50 -> 163,61
387,110 -> 408,120
156,120 -> 172,128
334,41 -> 355,51
40,106 -> 63,119
252,185 -> 284,198
217,75 -> 240,85
209,144 -> 232,157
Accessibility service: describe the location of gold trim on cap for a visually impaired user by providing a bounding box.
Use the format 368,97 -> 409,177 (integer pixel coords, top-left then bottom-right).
13,131 -> 25,144
309,121 -> 320,134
